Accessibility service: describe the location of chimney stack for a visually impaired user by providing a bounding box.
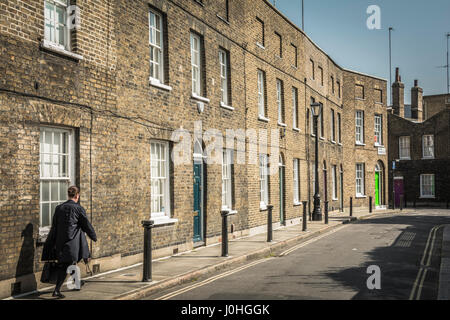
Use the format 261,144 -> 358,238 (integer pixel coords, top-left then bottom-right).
411,79 -> 423,122
392,67 -> 405,118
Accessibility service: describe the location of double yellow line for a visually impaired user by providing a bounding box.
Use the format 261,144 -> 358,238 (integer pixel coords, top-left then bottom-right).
409,225 -> 443,300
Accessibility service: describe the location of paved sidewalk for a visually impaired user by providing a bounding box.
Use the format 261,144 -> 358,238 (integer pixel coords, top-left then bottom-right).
7,208 -> 397,300
438,225 -> 450,300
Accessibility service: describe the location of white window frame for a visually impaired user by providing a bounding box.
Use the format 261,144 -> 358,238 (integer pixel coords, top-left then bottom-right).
420,174 -> 435,198
190,33 -> 202,96
39,126 -> 75,232
222,149 -> 233,211
259,154 -> 269,210
356,163 -> 365,197
292,87 -> 299,130
219,49 -> 230,106
337,112 -> 342,144
374,114 -> 383,146
150,141 -> 172,223
399,136 -> 411,160
331,109 -> 336,142
332,165 -> 338,200
422,135 -> 435,159
257,70 -> 266,119
277,79 -> 285,125
44,0 -> 70,51
149,10 -> 165,84
355,110 -> 365,144
293,159 -> 300,205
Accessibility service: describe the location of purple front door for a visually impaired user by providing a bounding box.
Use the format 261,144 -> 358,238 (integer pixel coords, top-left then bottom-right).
394,178 -> 404,207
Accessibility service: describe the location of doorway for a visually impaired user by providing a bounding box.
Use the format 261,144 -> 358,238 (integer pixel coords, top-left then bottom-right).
279,154 -> 286,226
394,177 -> 404,208
193,141 -> 205,244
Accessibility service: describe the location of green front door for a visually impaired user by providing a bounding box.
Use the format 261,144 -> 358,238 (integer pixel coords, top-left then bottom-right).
193,162 -> 203,243
375,172 -> 380,206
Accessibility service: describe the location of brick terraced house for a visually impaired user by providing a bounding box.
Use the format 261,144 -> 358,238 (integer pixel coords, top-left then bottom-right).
0,0 -> 388,297
388,68 -> 450,208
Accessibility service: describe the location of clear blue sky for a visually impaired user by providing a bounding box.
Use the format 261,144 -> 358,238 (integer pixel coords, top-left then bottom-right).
272,0 -> 450,104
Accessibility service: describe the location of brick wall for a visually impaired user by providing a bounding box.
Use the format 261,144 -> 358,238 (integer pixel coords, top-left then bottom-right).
0,0 -> 389,297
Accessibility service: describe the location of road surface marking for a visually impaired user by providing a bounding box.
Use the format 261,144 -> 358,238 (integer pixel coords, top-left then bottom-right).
409,225 -> 443,300
155,258 -> 275,300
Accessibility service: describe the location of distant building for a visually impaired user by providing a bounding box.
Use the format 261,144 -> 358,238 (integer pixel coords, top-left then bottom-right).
388,68 -> 450,207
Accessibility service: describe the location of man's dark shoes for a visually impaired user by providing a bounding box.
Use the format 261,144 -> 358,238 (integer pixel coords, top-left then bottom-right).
52,291 -> 65,299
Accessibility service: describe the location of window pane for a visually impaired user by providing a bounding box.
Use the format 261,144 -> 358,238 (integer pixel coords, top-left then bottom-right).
44,130 -> 52,153
42,203 -> 50,227
42,181 -> 50,202
60,181 -> 67,201
51,202 -> 58,221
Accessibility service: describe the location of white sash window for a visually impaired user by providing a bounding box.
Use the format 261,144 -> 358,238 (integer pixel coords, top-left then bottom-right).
44,0 -> 70,50
149,10 -> 164,83
40,127 -> 75,228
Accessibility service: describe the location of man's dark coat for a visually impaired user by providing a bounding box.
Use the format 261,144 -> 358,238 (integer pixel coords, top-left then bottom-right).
42,200 -> 97,263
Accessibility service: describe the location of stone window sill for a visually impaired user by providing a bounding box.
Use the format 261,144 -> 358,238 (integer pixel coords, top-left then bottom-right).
258,115 -> 270,123
256,42 -> 265,50
40,39 -> 83,61
149,78 -> 173,91
220,102 -> 234,111
293,128 -> 300,133
293,202 -> 302,206
191,94 -> 210,104
216,14 -> 230,25
356,195 -> 367,199
355,142 -> 366,147
151,216 -> 178,226
278,122 -> 287,127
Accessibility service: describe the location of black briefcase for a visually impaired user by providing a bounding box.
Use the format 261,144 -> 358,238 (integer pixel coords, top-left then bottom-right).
40,262 -> 58,284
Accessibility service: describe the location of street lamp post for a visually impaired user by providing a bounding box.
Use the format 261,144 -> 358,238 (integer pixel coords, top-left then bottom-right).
311,102 -> 322,221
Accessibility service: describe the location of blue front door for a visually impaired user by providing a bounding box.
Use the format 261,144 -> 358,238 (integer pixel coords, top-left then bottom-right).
193,162 -> 203,243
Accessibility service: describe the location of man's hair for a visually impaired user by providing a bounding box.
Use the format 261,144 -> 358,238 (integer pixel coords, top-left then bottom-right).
68,186 -> 80,199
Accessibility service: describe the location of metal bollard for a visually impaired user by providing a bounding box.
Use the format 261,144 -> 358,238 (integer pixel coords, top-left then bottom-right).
393,191 -> 396,210
308,201 -> 312,221
221,210 -> 230,257
324,201 -> 329,224
400,195 -> 404,211
447,199 -> 449,209
302,201 -> 308,231
369,196 -> 373,213
267,205 -> 273,243
350,197 -> 353,217
142,220 -> 154,282
414,199 -> 417,208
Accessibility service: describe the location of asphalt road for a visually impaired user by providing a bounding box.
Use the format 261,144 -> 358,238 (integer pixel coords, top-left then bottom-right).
144,209 -> 450,300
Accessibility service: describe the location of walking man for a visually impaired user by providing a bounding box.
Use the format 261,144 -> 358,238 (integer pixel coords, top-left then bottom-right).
42,186 -> 97,299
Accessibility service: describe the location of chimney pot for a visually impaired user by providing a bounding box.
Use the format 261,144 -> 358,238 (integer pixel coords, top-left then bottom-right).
414,79 -> 418,87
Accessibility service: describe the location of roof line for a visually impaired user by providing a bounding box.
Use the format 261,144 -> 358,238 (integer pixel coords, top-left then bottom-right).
263,0 -> 385,81
343,68 -> 388,82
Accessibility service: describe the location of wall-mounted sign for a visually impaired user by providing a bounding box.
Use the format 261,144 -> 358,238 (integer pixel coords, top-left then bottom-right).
378,147 -> 386,155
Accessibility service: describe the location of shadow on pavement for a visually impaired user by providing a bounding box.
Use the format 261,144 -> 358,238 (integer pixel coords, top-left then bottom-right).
321,213 -> 450,300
